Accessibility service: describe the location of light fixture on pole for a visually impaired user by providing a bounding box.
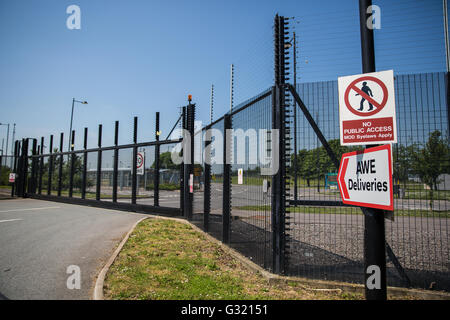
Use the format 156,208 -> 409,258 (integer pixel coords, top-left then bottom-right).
69,98 -> 88,151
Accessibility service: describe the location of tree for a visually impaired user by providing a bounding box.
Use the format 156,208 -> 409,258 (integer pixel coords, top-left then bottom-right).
392,143 -> 415,188
290,139 -> 362,187
411,130 -> 450,191
152,151 -> 179,170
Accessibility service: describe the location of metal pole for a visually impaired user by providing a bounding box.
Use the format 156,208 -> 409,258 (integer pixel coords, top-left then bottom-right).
359,0 -> 387,300
69,98 -> 75,152
58,133 -> 64,196
38,137 -> 44,194
316,112 -> 320,193
96,125 -> 102,201
223,114 -> 232,243
112,122 -> 118,202
29,139 -> 37,194
210,84 -> 214,124
48,135 -> 53,195
6,123 -> 9,161
155,112 -> 160,207
444,0 -> 450,72
180,106 -> 186,215
230,64 -> 234,113
132,117 -> 137,204
293,32 -> 298,201
82,128 -> 88,199
11,140 -> 19,197
69,130 -> 75,197
204,127 -> 211,231
11,123 -> 16,168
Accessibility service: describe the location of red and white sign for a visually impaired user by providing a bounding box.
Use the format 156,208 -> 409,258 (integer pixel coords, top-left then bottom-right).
338,70 -> 397,146
189,174 -> 194,193
238,168 -> 243,185
9,173 -> 16,183
338,144 -> 393,211
136,152 -> 144,175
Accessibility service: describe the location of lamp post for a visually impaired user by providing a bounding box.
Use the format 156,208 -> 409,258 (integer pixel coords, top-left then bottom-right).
0,123 -> 10,161
69,98 -> 88,151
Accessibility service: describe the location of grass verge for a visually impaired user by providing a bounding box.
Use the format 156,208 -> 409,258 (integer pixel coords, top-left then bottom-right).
103,218 -> 417,300
104,218 -> 362,300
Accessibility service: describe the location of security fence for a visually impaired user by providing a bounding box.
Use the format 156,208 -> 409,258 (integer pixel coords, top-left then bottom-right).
6,13 -> 450,295
10,115 -> 184,216
287,72 -> 450,291
186,14 -> 449,293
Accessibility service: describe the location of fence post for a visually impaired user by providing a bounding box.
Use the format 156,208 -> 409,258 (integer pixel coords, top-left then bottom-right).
132,117 -> 138,205
112,122 -> 119,203
58,133 -> 64,196
47,135 -> 53,195
69,130 -> 75,197
18,139 -> 27,197
359,0 -> 387,300
29,139 -> 38,195
223,114 -> 232,244
11,140 -> 19,197
203,127 -> 211,231
446,72 -> 450,138
96,125 -> 102,201
38,137 -> 44,194
0,156 -> 3,188
185,102 -> 195,220
180,106 -> 186,216
154,112 -> 160,207
271,14 -> 289,274
82,128 -> 88,199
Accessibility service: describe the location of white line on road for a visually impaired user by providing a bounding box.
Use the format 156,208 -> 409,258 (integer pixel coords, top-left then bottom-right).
0,206 -> 60,213
0,219 -> 23,223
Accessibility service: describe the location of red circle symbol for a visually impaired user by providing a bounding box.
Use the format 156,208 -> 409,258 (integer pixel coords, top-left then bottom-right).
137,153 -> 144,168
344,76 -> 388,117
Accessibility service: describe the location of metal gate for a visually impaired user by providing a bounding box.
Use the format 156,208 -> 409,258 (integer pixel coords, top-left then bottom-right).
11,113 -> 187,216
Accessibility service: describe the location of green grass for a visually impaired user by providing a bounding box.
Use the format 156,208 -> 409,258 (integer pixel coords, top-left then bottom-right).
234,205 -> 450,218
104,219 -> 369,300
145,183 -> 180,191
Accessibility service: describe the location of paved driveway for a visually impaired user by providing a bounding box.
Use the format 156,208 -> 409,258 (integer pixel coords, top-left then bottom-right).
0,199 -> 145,300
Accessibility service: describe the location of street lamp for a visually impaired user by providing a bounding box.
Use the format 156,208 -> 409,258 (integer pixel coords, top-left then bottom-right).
69,98 -> 88,151
0,123 -> 10,159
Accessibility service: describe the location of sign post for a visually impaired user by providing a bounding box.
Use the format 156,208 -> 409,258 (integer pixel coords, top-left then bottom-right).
356,0 -> 387,300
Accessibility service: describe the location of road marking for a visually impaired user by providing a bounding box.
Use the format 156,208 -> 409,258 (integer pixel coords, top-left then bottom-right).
0,206 -> 60,213
0,219 -> 23,223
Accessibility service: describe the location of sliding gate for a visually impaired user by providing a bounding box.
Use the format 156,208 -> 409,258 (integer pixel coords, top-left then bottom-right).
12,114 -> 185,216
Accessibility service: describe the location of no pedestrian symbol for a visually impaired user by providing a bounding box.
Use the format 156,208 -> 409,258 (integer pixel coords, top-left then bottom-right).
338,70 -> 397,146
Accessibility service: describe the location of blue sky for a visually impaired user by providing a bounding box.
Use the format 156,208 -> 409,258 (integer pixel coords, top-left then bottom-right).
0,0 -> 447,152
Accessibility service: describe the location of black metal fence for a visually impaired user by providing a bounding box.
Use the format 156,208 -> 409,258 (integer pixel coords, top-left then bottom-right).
186,14 -> 449,293
11,115 -> 184,216
285,72 -> 449,291
5,13 -> 449,295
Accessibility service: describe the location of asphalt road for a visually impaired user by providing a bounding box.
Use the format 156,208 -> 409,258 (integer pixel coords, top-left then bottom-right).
0,199 -> 145,300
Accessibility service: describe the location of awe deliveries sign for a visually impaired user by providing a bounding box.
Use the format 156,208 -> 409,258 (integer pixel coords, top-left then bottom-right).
338,70 -> 397,146
337,144 -> 393,211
